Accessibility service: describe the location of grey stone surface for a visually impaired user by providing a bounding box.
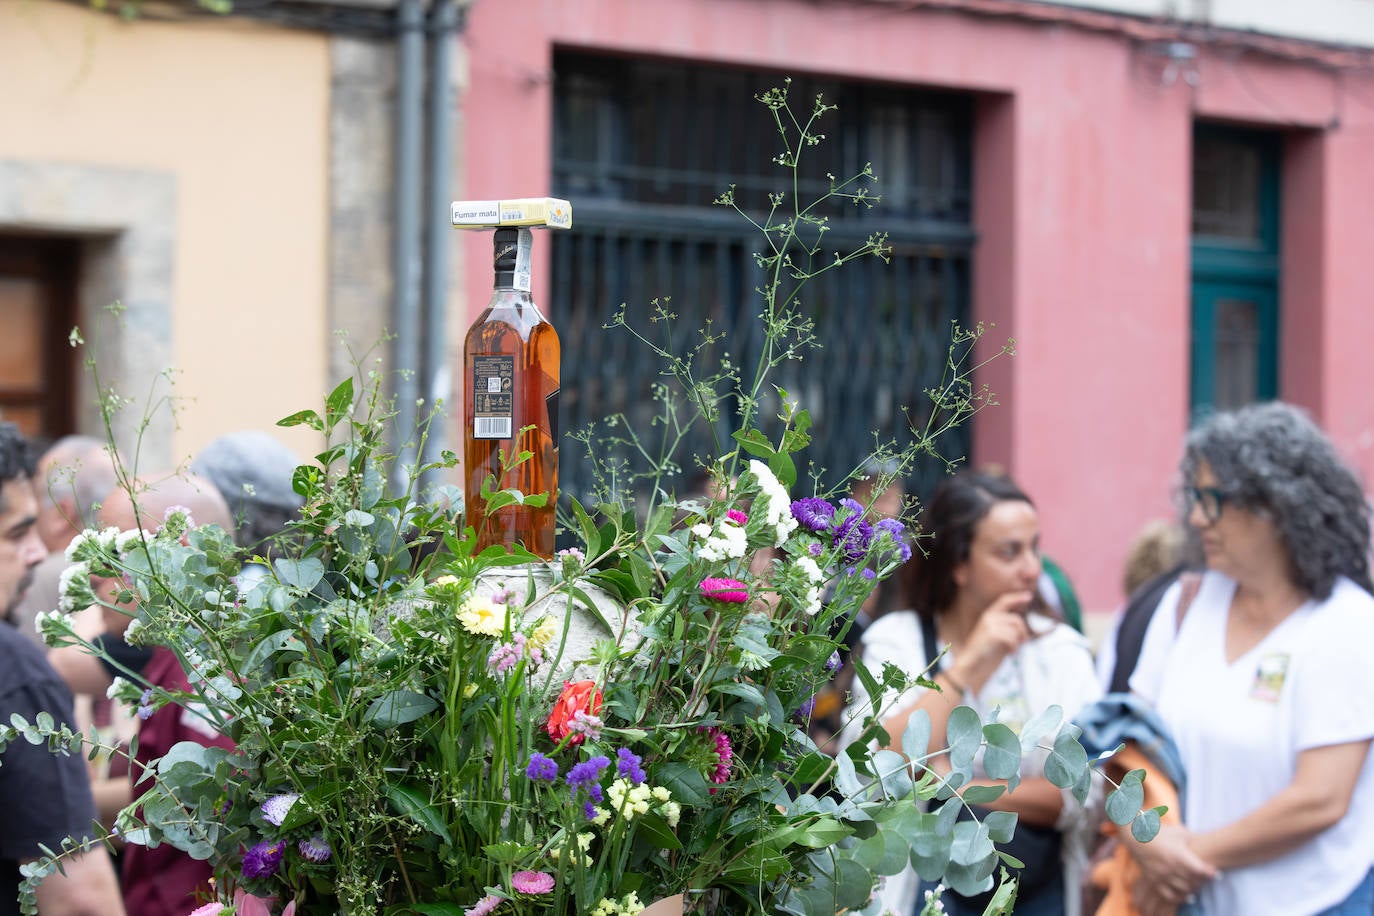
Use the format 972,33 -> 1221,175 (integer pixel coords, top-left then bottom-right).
0,159 -> 177,469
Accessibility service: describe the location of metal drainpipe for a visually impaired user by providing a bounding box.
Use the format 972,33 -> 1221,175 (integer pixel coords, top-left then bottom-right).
392,0 -> 425,491
419,0 -> 457,498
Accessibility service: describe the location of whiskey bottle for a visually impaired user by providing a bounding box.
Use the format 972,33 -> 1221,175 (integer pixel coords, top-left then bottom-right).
463,227 -> 560,557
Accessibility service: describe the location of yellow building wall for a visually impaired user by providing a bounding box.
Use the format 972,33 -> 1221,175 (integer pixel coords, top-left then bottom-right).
0,0 -> 330,463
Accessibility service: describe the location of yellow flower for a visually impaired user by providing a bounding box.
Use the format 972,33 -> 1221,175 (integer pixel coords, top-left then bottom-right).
529,615 -> 558,651
457,595 -> 508,637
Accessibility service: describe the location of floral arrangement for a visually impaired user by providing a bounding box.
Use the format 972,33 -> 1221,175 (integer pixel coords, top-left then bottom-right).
4,82 -> 1153,916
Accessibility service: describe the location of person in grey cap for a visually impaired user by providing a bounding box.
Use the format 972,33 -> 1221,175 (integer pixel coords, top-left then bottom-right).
190,430 -> 303,549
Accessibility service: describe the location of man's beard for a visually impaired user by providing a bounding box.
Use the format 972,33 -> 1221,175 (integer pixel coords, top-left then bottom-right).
3,568 -> 35,620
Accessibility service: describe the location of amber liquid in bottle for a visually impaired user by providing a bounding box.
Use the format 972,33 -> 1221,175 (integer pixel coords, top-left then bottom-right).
463,227 -> 560,558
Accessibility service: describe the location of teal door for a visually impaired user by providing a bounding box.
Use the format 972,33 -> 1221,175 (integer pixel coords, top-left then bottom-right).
1190,126 -> 1280,418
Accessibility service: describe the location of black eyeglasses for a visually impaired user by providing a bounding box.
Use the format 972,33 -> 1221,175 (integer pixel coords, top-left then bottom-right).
1186,485 -> 1231,523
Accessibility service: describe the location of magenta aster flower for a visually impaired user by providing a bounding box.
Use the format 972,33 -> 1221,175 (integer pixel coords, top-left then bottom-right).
511,870 -> 555,894
701,726 -> 733,785
725,509 -> 748,526
464,895 -> 503,916
699,577 -> 749,603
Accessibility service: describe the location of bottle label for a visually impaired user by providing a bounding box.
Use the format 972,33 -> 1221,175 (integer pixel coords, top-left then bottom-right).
472,355 -> 514,439
514,227 -> 533,292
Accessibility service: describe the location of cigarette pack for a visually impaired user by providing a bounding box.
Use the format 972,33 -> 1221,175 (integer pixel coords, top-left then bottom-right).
451,197 -> 572,230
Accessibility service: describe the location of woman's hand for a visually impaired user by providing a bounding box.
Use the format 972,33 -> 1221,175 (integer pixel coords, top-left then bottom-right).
1129,824 -> 1216,910
948,589 -> 1033,691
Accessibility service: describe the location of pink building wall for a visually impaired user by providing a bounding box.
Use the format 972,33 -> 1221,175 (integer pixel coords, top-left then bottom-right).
461,0 -> 1374,619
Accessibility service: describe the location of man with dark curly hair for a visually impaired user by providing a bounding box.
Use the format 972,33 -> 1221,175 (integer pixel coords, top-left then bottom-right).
0,421 -> 124,914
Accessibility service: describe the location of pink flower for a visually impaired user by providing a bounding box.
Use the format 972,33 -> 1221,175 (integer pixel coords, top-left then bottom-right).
725,509 -> 748,526
702,726 -> 733,785
187,905 -> 225,916
511,870 -> 555,894
465,893 -> 503,916
699,577 -> 749,603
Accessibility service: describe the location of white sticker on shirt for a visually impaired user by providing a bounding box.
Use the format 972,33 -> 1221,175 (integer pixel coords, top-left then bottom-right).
1250,652 -> 1290,703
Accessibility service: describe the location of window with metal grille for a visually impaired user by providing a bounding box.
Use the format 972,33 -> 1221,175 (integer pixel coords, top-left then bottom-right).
552,52 -> 974,505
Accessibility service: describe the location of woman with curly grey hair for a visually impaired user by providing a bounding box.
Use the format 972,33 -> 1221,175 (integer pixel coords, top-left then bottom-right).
1127,402 -> 1374,916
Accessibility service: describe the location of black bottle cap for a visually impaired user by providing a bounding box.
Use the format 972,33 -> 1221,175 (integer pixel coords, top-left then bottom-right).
493,227 -> 519,274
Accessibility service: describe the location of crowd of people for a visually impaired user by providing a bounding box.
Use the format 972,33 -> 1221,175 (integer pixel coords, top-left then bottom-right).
1,399 -> 1372,916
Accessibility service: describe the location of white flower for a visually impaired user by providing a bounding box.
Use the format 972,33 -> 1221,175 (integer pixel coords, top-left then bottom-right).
106,677 -> 128,701
34,610 -> 76,647
115,529 -> 154,555
691,520 -> 747,562
124,617 -> 147,645
57,562 -> 95,613
260,793 -> 300,827
794,555 -> 823,584
747,459 -> 799,545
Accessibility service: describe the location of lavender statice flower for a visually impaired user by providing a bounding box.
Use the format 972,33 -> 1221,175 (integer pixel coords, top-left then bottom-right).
241,839 -> 286,879
825,651 -> 843,674
526,752 -> 559,782
566,755 -> 611,806
790,497 -> 836,534
833,499 -> 874,562
875,517 -> 914,563
136,688 -> 155,721
298,833 -> 332,863
616,748 -> 647,785
795,693 -> 817,720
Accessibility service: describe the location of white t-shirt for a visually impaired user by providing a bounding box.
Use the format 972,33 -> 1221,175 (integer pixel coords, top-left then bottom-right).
841,610 -> 1103,916
1132,572 -> 1374,915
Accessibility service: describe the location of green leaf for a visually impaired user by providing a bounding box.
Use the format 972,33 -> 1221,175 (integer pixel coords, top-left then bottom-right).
947,705 -> 982,770
1106,768 -> 1146,826
981,722 -> 1021,781
386,783 -> 451,845
364,691 -> 439,728
871,749 -> 913,799
902,708 -> 931,762
1018,703 -> 1063,756
273,557 -> 324,593
404,905 -> 467,916
657,763 -> 711,807
984,810 -> 1018,844
719,844 -> 790,882
1131,805 -> 1166,843
1044,729 -> 1089,791
833,748 -> 863,798
960,784 -> 1006,805
631,811 -> 683,850
325,376 -> 354,430
277,408 -> 324,432
732,428 -> 777,460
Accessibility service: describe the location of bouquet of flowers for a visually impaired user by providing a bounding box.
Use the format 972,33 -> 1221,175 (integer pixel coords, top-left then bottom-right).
7,83 -> 1151,916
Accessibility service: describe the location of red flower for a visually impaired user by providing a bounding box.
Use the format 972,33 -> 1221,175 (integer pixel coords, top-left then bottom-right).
546,680 -> 603,746
699,576 -> 749,603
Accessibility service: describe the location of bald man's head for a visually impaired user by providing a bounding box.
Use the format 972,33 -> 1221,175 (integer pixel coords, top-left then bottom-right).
97,472 -> 234,536
35,435 -> 119,552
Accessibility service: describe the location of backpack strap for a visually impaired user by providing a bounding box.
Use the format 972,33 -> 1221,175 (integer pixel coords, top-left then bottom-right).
920,612 -> 940,672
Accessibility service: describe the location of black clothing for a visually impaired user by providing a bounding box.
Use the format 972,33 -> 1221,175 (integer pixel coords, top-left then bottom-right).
0,623 -> 98,914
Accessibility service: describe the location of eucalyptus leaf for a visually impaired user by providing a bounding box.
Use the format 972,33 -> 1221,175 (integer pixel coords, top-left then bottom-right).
1131,805 -> 1165,843
1106,768 -> 1146,826
947,705 -> 982,770
981,722 -> 1022,781
902,707 -> 931,762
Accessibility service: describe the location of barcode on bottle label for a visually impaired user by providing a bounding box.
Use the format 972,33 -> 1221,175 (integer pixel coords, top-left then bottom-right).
486,376 -> 501,393
474,417 -> 512,439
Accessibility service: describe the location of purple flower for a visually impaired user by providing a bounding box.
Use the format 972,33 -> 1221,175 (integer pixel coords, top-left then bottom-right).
616,748 -> 646,785
566,755 -> 611,795
796,693 -> 817,720
260,793 -> 299,827
583,800 -> 597,820
875,517 -> 913,562
298,833 -> 332,863
526,752 -> 559,782
807,541 -> 824,557
833,502 -> 874,562
861,568 -> 877,581
790,497 -> 835,533
241,839 -> 285,879
825,651 -> 843,674
137,688 -> 154,721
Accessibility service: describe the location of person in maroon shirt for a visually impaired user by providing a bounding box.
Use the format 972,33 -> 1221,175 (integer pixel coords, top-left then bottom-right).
88,473 -> 237,916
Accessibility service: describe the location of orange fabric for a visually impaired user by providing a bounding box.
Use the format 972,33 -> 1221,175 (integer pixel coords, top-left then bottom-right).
1088,744 -> 1183,916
